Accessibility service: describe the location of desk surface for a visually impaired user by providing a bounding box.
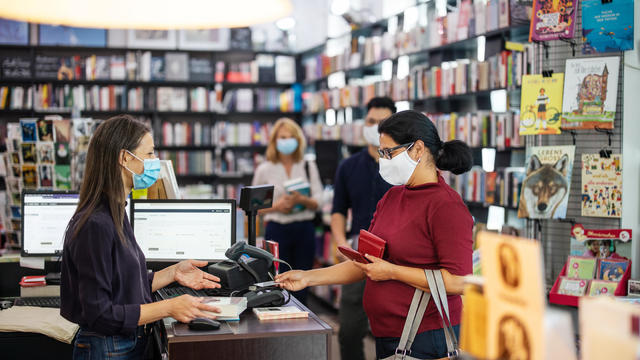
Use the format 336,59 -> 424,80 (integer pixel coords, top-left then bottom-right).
167,296 -> 333,343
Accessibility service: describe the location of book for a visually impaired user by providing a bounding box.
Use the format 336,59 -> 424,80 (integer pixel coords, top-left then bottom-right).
567,256 -> 597,280
517,145 -> 575,219
37,118 -> 54,142
164,52 -> 189,81
581,153 -> 622,218
561,57 -> 620,130
557,277 -> 589,296
597,258 -> 629,282
253,306 -> 309,320
582,0 -> 634,54
201,296 -> 247,321
587,280 -> 618,296
519,73 -> 564,135
528,0 -> 577,42
283,177 -> 310,213
189,57 -> 213,82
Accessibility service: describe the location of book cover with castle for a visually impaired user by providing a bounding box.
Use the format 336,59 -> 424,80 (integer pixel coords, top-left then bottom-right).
581,153 -> 622,218
518,145 -> 575,219
561,57 -> 620,130
519,73 -> 564,135
529,0 -> 577,42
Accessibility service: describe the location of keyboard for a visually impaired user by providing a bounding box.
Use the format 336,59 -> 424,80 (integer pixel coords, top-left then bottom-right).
13,296 -> 61,308
156,286 -> 234,300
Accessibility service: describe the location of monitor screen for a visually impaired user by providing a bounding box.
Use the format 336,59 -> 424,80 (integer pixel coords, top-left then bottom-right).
131,200 -> 236,261
21,191 -> 79,256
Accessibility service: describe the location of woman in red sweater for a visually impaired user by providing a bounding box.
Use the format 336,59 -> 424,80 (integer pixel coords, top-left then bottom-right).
276,110 -> 474,359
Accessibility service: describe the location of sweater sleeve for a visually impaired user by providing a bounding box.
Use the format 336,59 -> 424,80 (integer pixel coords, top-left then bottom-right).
72,218 -> 141,335
331,160 -> 350,216
429,201 -> 474,275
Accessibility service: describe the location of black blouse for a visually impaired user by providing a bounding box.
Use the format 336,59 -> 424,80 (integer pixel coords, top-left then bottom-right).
60,201 -> 153,336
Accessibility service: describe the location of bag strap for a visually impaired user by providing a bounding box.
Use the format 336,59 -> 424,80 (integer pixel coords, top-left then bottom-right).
394,288 -> 431,360
433,270 -> 458,350
424,270 -> 459,358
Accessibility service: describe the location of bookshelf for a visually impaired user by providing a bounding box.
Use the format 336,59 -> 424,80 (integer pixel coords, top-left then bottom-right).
0,43 -> 303,189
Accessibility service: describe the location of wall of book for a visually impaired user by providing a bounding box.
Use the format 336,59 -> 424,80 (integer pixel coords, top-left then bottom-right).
522,0 -> 627,285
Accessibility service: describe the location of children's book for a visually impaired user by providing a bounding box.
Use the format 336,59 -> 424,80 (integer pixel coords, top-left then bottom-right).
582,0 -> 634,54
519,73 -> 564,135
518,146 -> 575,219
567,256 -> 597,280
557,277 -> 589,296
587,280 -> 618,296
528,0 -> 577,41
597,258 -> 629,282
581,153 -> 622,218
561,57 -> 620,130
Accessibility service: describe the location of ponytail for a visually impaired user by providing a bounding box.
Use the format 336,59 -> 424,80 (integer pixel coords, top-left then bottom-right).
435,140 -> 473,175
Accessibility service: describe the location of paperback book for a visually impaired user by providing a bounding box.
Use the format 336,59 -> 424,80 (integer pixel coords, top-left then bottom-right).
561,57 -> 620,130
597,259 -> 629,282
201,297 -> 247,321
557,277 -> 589,296
253,306 -> 309,320
567,256 -> 597,280
587,280 -> 618,296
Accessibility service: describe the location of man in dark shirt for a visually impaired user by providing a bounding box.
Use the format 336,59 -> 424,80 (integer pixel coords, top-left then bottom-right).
331,97 -> 394,360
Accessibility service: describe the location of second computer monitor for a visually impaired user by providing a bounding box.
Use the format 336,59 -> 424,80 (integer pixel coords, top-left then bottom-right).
130,199 -> 236,262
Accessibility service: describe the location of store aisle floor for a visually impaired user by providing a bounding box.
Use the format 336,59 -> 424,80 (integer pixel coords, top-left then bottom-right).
307,295 -> 377,360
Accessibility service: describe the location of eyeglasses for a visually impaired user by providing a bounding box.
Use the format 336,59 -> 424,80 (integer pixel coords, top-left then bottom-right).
377,142 -> 414,160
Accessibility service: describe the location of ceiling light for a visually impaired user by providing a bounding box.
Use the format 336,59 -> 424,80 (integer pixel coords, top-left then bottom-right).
0,0 -> 293,29
276,17 -> 295,31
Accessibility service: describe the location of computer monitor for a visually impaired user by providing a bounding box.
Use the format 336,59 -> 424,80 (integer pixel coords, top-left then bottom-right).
130,199 -> 236,262
21,190 -> 79,257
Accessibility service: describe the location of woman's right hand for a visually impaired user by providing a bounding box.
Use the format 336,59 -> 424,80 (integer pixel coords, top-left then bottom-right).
166,295 -> 221,323
274,270 -> 310,292
274,195 -> 294,214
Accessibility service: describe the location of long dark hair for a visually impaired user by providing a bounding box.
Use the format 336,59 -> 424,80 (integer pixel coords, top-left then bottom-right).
72,115 -> 150,243
378,110 -> 472,175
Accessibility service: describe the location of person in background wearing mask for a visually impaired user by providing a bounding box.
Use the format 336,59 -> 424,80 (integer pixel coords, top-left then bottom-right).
331,97 -> 395,360
252,117 -> 323,304
61,115 -> 222,359
276,110 -> 474,359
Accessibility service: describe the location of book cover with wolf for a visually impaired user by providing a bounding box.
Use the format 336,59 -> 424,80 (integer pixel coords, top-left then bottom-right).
518,145 -> 575,219
581,153 -> 622,218
561,57 -> 620,130
519,73 -> 564,135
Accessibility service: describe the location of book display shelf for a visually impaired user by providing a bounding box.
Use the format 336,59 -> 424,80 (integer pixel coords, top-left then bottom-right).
0,43 -> 302,188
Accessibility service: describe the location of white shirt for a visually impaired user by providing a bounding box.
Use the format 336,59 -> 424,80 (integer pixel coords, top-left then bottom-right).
252,160 -> 324,224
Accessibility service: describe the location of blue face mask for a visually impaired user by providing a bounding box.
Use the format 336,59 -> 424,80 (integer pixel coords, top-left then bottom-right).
276,138 -> 298,155
124,150 -> 161,190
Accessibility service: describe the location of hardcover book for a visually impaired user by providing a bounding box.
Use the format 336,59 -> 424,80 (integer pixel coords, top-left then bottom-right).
561,57 -> 620,130
582,0 -> 634,54
597,259 -> 629,282
557,277 -> 589,296
164,52 -> 189,81
581,153 -> 622,218
517,145 -> 575,219
519,73 -> 564,135
529,0 -> 577,41
587,280 -> 618,296
567,256 -> 597,280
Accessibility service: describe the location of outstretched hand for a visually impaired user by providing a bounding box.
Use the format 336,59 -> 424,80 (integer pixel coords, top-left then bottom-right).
174,260 -> 221,290
274,270 -> 309,292
352,254 -> 396,282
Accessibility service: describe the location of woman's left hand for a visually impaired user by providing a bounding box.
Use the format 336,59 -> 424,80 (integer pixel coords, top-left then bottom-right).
352,254 -> 396,282
174,260 -> 221,290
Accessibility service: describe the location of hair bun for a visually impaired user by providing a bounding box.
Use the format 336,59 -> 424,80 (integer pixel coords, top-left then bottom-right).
435,140 -> 473,175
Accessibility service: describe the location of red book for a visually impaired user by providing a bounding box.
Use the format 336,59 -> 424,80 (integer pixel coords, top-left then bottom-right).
265,240 -> 280,273
20,275 -> 46,287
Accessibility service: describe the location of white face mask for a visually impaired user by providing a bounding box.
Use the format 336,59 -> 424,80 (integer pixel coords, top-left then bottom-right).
362,124 -> 380,146
379,148 -> 420,185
